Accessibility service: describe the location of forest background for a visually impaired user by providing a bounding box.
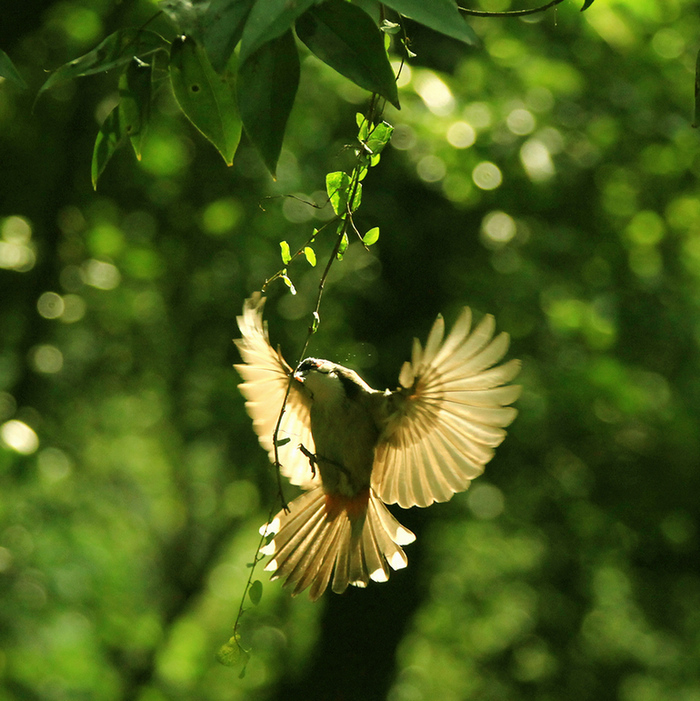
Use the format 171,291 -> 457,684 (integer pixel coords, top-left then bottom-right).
1,1 -> 700,700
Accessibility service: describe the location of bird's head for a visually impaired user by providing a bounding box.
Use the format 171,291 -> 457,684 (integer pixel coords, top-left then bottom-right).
295,357 -> 374,403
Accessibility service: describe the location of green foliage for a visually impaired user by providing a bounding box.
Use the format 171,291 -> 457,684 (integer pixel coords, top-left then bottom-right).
36,29 -> 168,100
382,0 -> 478,45
34,0 -> 485,182
118,58 -> 153,160
0,49 -> 28,89
169,35 -> 241,166
237,30 -> 299,175
295,0 -> 400,109
91,107 -> 124,189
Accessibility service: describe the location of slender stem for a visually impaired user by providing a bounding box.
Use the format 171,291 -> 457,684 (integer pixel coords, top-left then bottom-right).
458,0 -> 566,18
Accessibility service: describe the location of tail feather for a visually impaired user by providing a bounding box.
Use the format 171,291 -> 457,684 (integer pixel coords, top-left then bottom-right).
261,486 -> 415,601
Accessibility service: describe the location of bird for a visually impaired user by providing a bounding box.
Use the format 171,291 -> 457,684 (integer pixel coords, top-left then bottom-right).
235,293 -> 521,601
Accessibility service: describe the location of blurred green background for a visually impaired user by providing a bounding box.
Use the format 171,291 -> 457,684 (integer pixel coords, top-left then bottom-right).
2,1 -> 700,699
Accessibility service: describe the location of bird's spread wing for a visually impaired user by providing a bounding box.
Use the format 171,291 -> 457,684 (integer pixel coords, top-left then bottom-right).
234,294 -> 319,490
372,308 -> 521,508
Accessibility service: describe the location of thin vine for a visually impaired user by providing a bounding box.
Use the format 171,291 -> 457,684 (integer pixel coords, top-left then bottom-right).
217,103 -> 393,675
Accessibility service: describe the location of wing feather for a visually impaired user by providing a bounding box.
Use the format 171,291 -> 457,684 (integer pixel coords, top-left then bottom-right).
235,294 -> 319,489
372,307 -> 520,508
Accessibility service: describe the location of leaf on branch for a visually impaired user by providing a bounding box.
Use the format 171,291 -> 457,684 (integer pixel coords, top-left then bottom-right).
295,0 -> 400,109
363,227 -> 380,246
216,631 -> 250,668
326,171 -> 350,215
303,246 -> 316,267
275,436 -> 291,447
118,58 -> 152,160
280,240 -> 292,264
382,0 -> 478,46
337,231 -> 349,260
37,29 -> 168,100
239,0 -> 315,62
0,50 -> 28,90
91,106 -> 126,189
364,121 -> 394,156
248,579 -> 263,605
169,35 -> 241,165
282,273 -> 297,295
202,0 -> 256,72
238,30 -> 300,175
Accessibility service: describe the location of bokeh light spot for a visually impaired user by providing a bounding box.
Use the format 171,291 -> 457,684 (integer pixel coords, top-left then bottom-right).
37,292 -> 65,319
1,419 -> 39,455
472,162 -> 503,190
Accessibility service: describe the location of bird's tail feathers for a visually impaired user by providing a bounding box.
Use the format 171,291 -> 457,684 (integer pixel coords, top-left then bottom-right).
259,487 -> 415,601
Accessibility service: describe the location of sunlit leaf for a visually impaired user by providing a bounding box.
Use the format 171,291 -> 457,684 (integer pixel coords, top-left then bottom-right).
202,0 -> 255,71
280,240 -> 292,264
336,231 -> 349,260
303,246 -> 316,267
37,29 -> 168,100
118,58 -> 152,160
238,30 -> 299,175
365,121 -> 394,155
91,106 -> 125,189
281,273 -> 297,294
363,226 -> 380,246
239,0 -> 315,62
350,182 -> 362,212
382,0 -> 477,46
295,0 -> 399,109
248,579 -> 263,605
169,35 -> 241,165
326,171 -> 350,215
0,49 -> 28,90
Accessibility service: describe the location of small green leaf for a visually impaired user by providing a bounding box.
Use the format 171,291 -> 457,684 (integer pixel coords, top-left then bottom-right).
239,0 -> 315,62
280,240 -> 292,264
169,35 -> 241,165
580,0 -> 596,9
363,227 -> 380,246
202,0 -> 256,71
356,112 -> 369,141
326,171 -> 351,215
365,121 -> 394,156
295,0 -> 400,109
303,246 -> 317,267
91,106 -> 125,189
37,29 -> 168,100
216,632 -> 250,668
275,436 -> 291,447
350,182 -> 362,213
311,311 -> 320,333
382,0 -> 477,46
0,50 -> 28,90
238,30 -> 300,175
118,58 -> 152,160
282,274 -> 297,295
336,231 -> 349,260
249,579 -> 263,605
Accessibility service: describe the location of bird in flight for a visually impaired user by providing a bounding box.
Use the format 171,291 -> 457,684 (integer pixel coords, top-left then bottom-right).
235,294 -> 520,600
